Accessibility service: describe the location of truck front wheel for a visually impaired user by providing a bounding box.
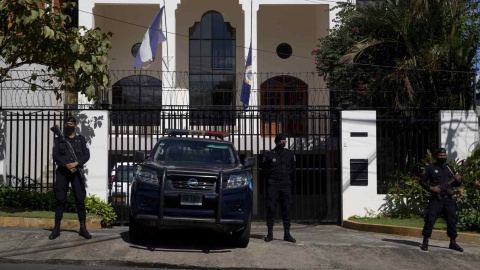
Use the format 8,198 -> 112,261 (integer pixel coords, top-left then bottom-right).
231,219 -> 251,248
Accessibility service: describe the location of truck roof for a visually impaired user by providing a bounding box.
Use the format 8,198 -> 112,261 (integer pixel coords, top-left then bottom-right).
159,136 -> 234,145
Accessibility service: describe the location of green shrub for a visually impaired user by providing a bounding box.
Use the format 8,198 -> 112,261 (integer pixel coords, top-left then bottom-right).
381,148 -> 480,232
0,186 -> 117,227
85,194 -> 117,227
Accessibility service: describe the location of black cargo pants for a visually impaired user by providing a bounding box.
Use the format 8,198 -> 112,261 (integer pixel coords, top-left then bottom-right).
266,184 -> 292,230
54,168 -> 87,223
422,196 -> 458,239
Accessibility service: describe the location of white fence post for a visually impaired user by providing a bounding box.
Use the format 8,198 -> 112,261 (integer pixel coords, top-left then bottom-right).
72,110 -> 109,202
341,110 -> 384,221
440,110 -> 479,162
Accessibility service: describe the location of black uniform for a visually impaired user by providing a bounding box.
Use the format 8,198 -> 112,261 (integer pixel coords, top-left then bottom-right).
419,163 -> 461,239
263,147 -> 296,229
52,134 -> 90,223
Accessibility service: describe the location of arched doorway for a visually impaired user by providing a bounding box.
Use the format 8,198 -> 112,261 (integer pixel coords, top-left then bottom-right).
260,75 -> 308,136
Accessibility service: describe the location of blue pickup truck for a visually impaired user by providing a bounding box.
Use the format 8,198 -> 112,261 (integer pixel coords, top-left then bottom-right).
129,129 -> 254,247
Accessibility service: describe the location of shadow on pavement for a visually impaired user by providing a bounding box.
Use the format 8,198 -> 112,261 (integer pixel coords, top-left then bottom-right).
120,229 -> 237,254
250,233 -> 266,240
44,229 -> 79,234
381,238 -> 449,250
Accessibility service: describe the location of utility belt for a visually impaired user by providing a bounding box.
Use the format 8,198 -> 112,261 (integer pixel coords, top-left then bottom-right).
431,193 -> 453,200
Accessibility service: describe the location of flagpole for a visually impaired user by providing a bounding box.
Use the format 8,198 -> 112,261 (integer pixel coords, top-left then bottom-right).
163,0 -> 169,72
249,0 -> 253,111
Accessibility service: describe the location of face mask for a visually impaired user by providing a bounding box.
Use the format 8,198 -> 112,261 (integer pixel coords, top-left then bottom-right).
437,157 -> 446,164
64,126 -> 75,135
276,143 -> 286,150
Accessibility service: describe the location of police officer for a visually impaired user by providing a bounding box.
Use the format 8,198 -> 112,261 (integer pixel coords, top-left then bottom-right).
50,117 -> 91,240
419,148 -> 463,252
263,134 -> 296,243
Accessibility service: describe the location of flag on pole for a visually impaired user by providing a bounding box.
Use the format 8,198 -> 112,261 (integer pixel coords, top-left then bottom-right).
240,42 -> 253,106
134,7 -> 166,68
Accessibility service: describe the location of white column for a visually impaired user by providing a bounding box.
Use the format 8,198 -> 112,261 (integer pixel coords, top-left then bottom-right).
162,0 -> 181,106
0,111 -> 6,186
341,111 -> 384,221
241,1 -> 259,107
78,1 -> 96,105
328,3 -> 340,31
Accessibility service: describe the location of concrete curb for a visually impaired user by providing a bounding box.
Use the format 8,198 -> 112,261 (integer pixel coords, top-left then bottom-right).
0,215 -> 102,230
343,220 -> 480,245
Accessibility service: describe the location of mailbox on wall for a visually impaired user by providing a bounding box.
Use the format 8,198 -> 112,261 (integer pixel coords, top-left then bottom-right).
350,159 -> 368,186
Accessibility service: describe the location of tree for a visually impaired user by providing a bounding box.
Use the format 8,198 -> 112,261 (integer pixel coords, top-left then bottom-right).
314,0 -> 480,110
0,0 -> 112,101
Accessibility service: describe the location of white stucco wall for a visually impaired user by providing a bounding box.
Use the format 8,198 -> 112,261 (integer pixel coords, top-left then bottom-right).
341,111 -> 384,221
94,4 -> 163,72
257,5 -> 329,107
440,110 -> 479,162
73,110 -> 109,202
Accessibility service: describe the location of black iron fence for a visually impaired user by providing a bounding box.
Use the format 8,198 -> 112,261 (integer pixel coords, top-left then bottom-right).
3,110 -> 64,190
376,110 -> 440,193
108,106 -> 341,224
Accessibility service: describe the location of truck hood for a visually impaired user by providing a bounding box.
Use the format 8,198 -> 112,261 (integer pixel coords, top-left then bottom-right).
144,161 -> 244,175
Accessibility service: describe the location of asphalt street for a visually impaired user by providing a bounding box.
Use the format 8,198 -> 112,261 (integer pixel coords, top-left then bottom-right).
0,223 -> 479,270
0,264 -> 180,270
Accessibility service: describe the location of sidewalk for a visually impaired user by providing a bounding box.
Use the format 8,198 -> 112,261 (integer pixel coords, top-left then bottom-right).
0,223 -> 479,269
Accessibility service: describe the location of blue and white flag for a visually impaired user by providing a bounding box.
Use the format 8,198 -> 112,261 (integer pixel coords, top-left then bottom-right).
240,42 -> 253,106
134,7 -> 166,68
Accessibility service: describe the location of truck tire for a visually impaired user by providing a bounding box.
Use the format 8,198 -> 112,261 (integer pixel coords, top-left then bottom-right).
129,213 -> 144,244
232,219 -> 251,248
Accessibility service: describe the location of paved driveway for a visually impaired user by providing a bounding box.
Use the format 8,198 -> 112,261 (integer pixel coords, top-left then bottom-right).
0,223 -> 478,269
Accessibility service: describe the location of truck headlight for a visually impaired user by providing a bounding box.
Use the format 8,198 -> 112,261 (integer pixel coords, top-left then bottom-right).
226,173 -> 250,189
135,166 -> 158,185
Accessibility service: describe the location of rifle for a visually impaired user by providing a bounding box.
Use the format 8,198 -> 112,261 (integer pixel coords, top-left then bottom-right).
435,175 -> 458,200
50,125 -> 86,181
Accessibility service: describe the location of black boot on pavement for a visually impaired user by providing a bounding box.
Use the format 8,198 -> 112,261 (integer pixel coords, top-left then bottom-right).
449,238 -> 463,252
284,229 -> 296,243
264,226 -> 273,242
420,237 -> 429,251
49,223 -> 61,240
79,220 -> 92,239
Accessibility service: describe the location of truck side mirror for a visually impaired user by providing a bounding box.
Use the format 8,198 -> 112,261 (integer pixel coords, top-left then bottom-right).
134,151 -> 146,163
243,157 -> 255,168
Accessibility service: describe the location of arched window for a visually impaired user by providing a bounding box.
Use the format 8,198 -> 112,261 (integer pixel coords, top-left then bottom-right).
260,75 -> 308,136
112,75 -> 162,108
189,11 -> 236,108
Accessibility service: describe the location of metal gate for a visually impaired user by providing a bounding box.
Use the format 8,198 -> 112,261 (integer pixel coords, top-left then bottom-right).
108,106 -> 341,224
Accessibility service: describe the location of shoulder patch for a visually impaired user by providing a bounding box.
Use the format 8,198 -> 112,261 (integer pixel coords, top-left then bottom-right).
86,143 -> 90,150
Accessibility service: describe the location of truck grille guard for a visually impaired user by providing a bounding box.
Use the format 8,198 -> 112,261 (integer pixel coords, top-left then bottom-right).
157,168 -> 225,225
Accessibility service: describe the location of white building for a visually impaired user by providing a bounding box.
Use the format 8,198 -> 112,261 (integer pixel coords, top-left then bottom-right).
79,0 -> 348,108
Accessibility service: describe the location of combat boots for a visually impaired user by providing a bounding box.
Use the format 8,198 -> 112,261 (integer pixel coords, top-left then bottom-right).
449,238 -> 463,252
49,221 -> 61,240
264,226 -> 273,242
420,237 -> 429,251
283,228 -> 296,243
79,220 -> 92,239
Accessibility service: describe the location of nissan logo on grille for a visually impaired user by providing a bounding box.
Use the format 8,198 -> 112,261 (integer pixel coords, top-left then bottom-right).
187,178 -> 199,188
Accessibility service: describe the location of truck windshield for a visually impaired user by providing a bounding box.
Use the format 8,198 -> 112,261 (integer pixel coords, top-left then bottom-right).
153,140 -> 237,164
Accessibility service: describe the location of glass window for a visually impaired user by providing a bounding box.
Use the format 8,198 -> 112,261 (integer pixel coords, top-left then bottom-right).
153,140 -> 237,164
189,11 -> 236,109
